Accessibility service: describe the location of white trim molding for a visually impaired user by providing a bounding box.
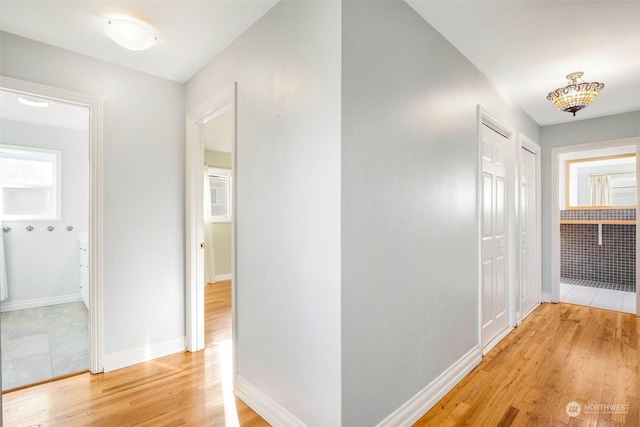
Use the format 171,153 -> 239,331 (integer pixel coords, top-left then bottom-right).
522,302 -> 541,321
376,345 -> 483,427
214,274 -> 232,282
103,336 -> 186,373
0,294 -> 82,312
185,82 -> 237,352
482,327 -> 514,356
0,76 -> 104,373
235,376 -> 306,427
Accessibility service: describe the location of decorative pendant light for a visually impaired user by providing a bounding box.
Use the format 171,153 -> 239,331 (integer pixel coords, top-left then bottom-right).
547,72 -> 604,116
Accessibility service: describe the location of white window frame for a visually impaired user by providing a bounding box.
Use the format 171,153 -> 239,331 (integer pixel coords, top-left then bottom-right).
207,167 -> 232,223
0,143 -> 62,221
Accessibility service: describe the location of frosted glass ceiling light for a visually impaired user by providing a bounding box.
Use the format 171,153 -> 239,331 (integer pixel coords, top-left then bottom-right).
547,72 -> 604,117
15,95 -> 49,108
105,19 -> 157,51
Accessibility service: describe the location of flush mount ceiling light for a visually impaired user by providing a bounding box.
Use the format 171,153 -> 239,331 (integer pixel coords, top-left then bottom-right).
105,19 -> 157,51
547,72 -> 605,117
15,95 -> 49,108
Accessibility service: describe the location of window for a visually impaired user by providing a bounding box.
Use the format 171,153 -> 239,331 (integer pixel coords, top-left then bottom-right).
0,145 -> 61,220
206,167 -> 231,222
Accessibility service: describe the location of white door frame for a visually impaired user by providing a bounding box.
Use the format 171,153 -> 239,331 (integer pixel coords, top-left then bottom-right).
516,133 -> 542,324
185,83 -> 237,352
0,76 -> 104,373
551,136 -> 640,316
477,106 -> 517,354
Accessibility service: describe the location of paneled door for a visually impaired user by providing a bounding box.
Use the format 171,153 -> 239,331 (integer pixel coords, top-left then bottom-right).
481,124 -> 510,349
520,146 -> 540,317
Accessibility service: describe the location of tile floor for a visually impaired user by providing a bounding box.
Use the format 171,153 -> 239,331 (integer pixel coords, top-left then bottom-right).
1,302 -> 89,391
560,282 -> 637,314
560,276 -> 635,293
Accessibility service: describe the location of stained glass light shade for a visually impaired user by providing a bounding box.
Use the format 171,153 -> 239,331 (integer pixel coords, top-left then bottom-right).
547,72 -> 604,116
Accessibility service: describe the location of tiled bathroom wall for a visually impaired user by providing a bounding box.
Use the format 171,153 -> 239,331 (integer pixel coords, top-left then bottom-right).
560,208 -> 636,221
560,209 -> 636,286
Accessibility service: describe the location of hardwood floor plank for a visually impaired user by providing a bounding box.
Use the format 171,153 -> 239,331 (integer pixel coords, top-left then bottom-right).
1,280 -> 269,427
3,290 -> 638,426
414,303 -> 639,427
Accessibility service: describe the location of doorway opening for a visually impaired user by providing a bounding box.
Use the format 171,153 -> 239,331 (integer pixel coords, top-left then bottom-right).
185,83 -> 236,353
551,138 -> 640,315
0,77 -> 103,393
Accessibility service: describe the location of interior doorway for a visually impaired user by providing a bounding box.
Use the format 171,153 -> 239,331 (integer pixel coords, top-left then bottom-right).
203,113 -> 233,286
0,76 -> 103,393
551,137 -> 640,316
185,83 -> 236,353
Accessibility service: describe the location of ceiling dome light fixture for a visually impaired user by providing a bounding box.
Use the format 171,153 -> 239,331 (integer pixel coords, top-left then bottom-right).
547,72 -> 604,117
15,95 -> 49,108
105,19 -> 157,51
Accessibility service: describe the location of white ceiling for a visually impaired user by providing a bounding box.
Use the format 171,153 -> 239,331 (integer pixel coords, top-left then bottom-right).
1,1 -> 638,127
0,0 -> 278,83
203,108 -> 234,153
407,0 -> 640,126
0,90 -> 90,132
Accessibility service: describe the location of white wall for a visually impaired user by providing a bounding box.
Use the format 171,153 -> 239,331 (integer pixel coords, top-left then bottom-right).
0,119 -> 88,309
186,2 -> 342,425
0,32 -> 186,366
540,111 -> 640,294
341,2 -> 540,425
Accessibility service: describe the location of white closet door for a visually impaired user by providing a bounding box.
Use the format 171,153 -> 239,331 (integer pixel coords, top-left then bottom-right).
520,147 -> 540,317
481,124 -> 510,348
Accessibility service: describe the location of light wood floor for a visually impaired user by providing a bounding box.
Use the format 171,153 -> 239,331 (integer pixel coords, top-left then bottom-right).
3,293 -> 638,426
414,302 -> 639,427
1,280 -> 269,426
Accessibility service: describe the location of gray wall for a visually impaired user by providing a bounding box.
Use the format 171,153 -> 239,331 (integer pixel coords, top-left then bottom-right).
1,32 -> 186,363
186,2 -> 342,425
540,111 -> 640,293
341,2 -> 539,425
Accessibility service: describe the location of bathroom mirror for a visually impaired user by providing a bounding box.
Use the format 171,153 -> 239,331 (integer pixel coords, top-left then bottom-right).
565,153 -> 636,209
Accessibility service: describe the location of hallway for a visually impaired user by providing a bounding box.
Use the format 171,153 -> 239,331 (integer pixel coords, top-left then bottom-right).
1,281 -> 268,426
415,303 -> 639,426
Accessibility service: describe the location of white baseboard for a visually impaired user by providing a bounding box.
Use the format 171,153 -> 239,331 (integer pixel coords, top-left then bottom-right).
542,292 -> 553,302
522,302 -> 541,320
0,294 -> 82,312
376,345 -> 482,427
235,375 -> 306,427
215,273 -> 232,282
103,336 -> 186,372
483,327 -> 513,355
